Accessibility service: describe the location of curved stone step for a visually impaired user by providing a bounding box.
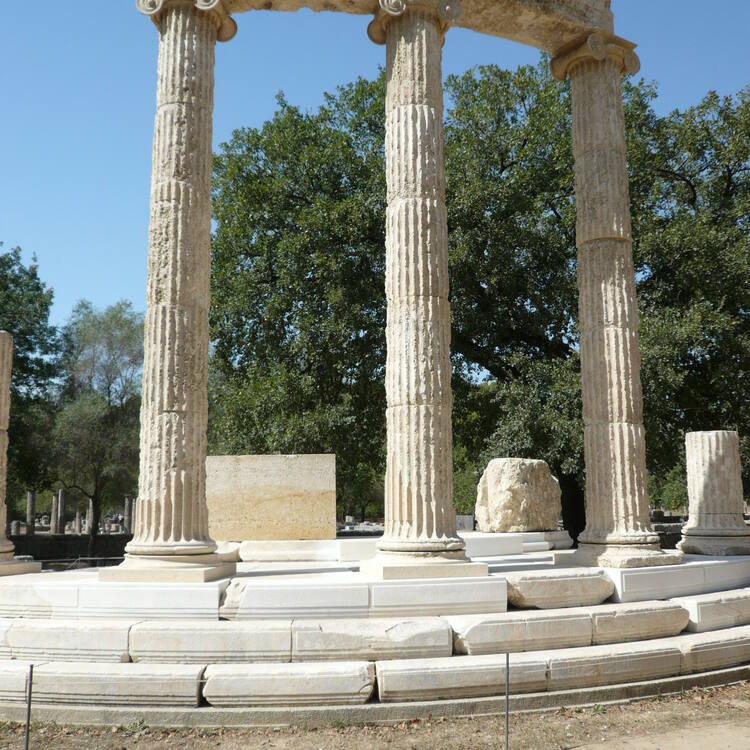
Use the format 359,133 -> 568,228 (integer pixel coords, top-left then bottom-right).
203,662 -> 375,707
505,568 -> 614,608
671,588 -> 750,632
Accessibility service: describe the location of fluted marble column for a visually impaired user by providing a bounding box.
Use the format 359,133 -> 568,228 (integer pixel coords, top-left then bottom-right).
364,1 -> 486,578
552,33 -> 680,568
679,431 -> 750,555
0,333 -> 14,561
0,333 -> 40,576
104,1 -> 236,581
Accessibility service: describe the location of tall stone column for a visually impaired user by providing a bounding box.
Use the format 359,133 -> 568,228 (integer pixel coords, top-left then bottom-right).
551,34 -> 679,568
0,333 -> 40,576
57,488 -> 66,534
364,1 -> 486,578
124,497 -> 133,534
103,0 -> 237,582
679,431 -> 750,555
26,491 -> 35,536
50,493 -> 59,536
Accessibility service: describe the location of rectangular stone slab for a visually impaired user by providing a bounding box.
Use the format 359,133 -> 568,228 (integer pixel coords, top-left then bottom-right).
375,653 -> 548,702
446,609 -> 592,655
31,662 -> 205,706
203,662 -> 375,706
672,625 -> 750,673
0,660 -> 43,702
292,618 -> 453,661
206,454 -> 336,541
129,620 -> 292,663
547,641 -> 681,690
584,602 -> 690,644
672,588 -> 750,632
6,619 -> 134,662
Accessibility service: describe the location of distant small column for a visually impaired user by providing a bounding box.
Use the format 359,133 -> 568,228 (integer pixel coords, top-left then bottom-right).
124,497 -> 132,534
26,491 -> 35,536
87,498 -> 94,534
679,431 -> 750,555
74,510 -> 82,536
10,521 -> 20,536
57,488 -> 66,534
50,493 -> 59,536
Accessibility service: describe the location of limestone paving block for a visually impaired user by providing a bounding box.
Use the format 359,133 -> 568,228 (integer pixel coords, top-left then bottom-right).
672,588 -> 750,632
447,609 -> 592,655
672,625 -> 750,673
505,568 -> 614,609
292,618 -> 452,661
375,652 -> 548,702
31,662 -> 205,706
129,620 -> 291,663
586,601 -> 689,644
547,640 -> 681,691
202,661 -> 375,706
7,619 -> 134,662
475,458 -> 562,533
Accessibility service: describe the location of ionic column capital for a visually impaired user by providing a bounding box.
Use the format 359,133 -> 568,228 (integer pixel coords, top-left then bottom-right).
367,0 -> 462,45
550,32 -> 640,81
136,0 -> 237,42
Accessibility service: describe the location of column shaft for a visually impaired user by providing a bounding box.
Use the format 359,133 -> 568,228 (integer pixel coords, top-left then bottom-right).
127,3 -> 218,556
378,7 -> 462,556
552,34 -> 680,566
0,333 -> 14,558
26,491 -> 35,536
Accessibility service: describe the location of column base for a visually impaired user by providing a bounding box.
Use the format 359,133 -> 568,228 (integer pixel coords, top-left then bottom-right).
0,559 -> 42,577
678,534 -> 750,556
99,554 -> 236,583
574,542 -> 683,568
360,552 -> 488,580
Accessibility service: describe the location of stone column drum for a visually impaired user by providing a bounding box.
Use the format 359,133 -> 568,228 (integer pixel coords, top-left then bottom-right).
26,491 -> 35,536
551,34 -> 679,568
103,0 -> 237,581
364,1 -> 485,578
679,431 -> 750,555
0,333 -> 40,576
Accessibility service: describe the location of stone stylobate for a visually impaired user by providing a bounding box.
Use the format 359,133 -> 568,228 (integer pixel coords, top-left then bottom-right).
552,33 -> 680,568
103,0 -> 237,581
362,0 -> 486,579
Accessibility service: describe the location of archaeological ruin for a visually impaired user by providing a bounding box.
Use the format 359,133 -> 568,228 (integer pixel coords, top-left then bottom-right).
0,0 -> 749,726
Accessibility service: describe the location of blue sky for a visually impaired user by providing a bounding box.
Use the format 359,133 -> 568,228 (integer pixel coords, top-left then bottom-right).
1,1 -> 748,327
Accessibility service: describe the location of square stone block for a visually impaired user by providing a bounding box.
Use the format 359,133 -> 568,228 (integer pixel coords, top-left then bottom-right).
206,454 -> 336,541
129,620 -> 292,663
203,662 -> 375,706
447,609 -> 592,655
547,641 -> 681,690
7,619 -> 133,662
292,618 -> 452,661
375,653 -> 548,702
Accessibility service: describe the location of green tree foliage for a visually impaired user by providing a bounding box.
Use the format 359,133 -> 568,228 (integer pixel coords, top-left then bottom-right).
209,82 -> 387,511
54,301 -> 143,553
0,246 -> 58,511
209,59 -> 750,521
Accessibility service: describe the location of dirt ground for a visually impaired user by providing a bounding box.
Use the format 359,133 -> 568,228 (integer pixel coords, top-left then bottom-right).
2,682 -> 750,749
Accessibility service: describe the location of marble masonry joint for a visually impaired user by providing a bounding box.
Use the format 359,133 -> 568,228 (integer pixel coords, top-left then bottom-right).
136,0 -> 238,42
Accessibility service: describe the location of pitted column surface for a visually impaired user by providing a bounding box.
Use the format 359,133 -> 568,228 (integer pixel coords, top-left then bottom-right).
679,431 -> 750,555
127,2 -> 221,557
553,34 -> 680,568
377,5 -> 464,559
0,333 -> 14,559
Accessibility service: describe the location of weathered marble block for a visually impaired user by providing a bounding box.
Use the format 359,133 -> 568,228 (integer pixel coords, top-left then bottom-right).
206,454 -> 336,541
475,458 -> 561,533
